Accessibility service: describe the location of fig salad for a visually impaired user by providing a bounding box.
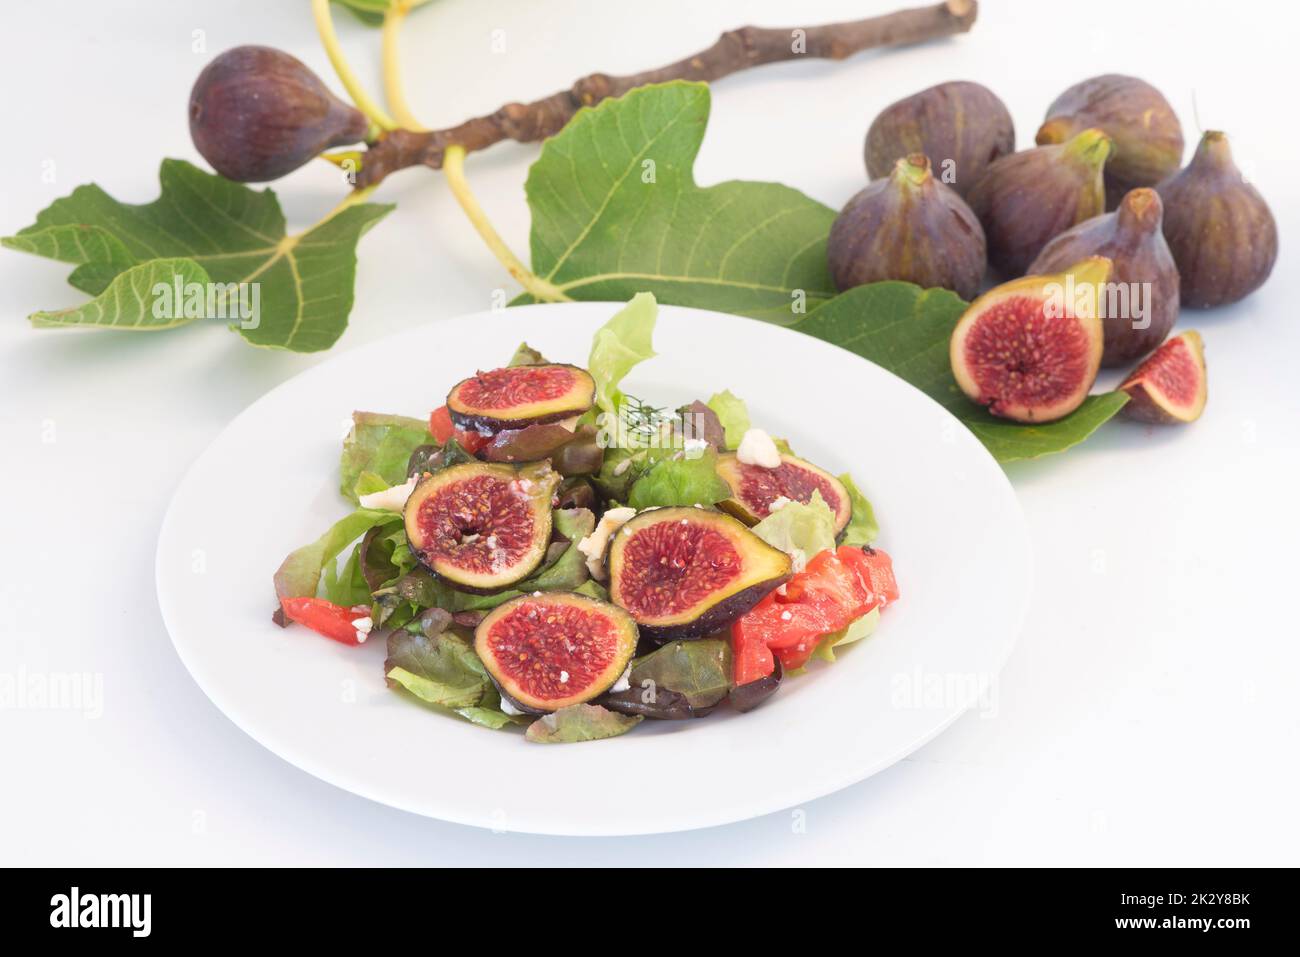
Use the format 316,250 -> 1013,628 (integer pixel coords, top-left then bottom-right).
272,294 -> 898,744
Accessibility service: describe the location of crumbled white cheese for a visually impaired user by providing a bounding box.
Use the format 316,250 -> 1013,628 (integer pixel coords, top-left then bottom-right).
559,670 -> 570,684
358,477 -> 417,512
768,495 -> 793,512
352,616 -> 373,644
736,428 -> 781,468
610,663 -> 633,693
499,696 -> 524,716
577,506 -> 637,580
613,457 -> 633,477
780,610 -> 793,622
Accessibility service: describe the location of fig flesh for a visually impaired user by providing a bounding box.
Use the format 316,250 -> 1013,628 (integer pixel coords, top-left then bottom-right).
403,461 -> 559,592
189,46 -> 369,182
950,257 -> 1111,423
828,154 -> 986,299
715,453 -> 851,535
865,81 -> 1015,199
1037,74 -> 1184,207
968,128 -> 1112,277
446,363 -> 595,433
1156,131 -> 1278,308
1029,188 -> 1180,366
607,508 -> 791,642
475,592 -> 638,713
1119,331 -> 1207,424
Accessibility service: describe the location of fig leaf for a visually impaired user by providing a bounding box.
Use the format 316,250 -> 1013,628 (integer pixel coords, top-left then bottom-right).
3,159 -> 392,351
797,282 -> 1129,463
516,82 -> 837,324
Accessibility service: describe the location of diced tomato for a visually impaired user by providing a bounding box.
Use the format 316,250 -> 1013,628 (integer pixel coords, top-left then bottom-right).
428,405 -> 456,443
841,545 -> 899,605
732,625 -> 776,686
428,404 -> 490,454
279,596 -> 370,646
731,545 -> 889,673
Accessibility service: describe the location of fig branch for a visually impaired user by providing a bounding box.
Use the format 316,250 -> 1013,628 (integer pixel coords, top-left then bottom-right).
357,0 -> 979,187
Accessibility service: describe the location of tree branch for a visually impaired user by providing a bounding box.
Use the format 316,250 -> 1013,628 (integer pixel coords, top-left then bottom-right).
357,0 -> 977,187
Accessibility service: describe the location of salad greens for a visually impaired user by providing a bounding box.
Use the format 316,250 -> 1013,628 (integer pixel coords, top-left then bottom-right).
275,293 -> 895,743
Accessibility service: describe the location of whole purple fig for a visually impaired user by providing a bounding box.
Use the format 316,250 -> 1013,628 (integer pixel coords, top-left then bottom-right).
864,81 -> 1014,199
1037,74 -> 1184,207
1156,131 -> 1278,308
1029,188 -> 1179,365
968,128 -> 1111,277
828,154 -> 986,299
189,46 -> 369,182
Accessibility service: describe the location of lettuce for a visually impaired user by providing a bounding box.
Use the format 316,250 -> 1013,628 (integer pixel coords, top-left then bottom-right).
706,390 -> 751,449
507,341 -> 548,366
385,628 -> 522,729
750,491 -> 837,568
838,472 -> 879,546
524,704 -> 642,744
273,507 -> 400,600
339,411 -> 432,503
814,607 -> 880,662
587,292 -> 657,414
626,447 -> 732,509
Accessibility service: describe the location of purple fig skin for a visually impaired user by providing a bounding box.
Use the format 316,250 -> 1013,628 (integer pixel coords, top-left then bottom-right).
189,46 -> 369,182
865,81 -> 1015,199
829,154 -> 986,300
968,128 -> 1111,278
1037,74 -> 1184,208
1155,131 -> 1278,308
1028,188 -> 1179,366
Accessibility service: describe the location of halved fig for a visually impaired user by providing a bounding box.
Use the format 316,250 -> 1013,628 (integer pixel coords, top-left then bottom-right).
607,508 -> 792,642
446,363 -> 595,433
950,256 -> 1110,423
403,461 -> 559,592
475,592 -> 638,713
715,453 -> 851,534
1119,331 -> 1207,424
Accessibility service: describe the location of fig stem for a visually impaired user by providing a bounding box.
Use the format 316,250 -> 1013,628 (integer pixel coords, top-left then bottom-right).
356,0 -> 979,187
312,0 -> 398,132
381,1 -> 428,131
442,145 -> 572,303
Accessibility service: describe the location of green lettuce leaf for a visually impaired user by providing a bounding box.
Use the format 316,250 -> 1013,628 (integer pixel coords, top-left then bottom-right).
274,508 -> 400,600
508,341 -> 548,366
385,628 -> 522,728
751,491 -> 837,566
814,607 -> 881,663
339,411 -> 432,502
630,639 -> 732,709
524,704 -> 642,744
627,447 -> 732,509
706,390 -> 751,449
796,282 -> 1128,463
838,473 -> 880,546
587,292 -> 658,414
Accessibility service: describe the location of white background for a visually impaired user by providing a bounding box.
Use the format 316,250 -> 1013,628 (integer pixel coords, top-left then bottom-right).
1,0 -> 1297,865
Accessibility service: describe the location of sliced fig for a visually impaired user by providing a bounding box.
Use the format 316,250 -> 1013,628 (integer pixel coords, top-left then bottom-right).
950,257 -> 1111,423
403,461 -> 559,592
607,508 -> 791,642
446,363 -> 595,433
715,453 -> 851,535
1119,331 -> 1207,424
475,592 -> 639,713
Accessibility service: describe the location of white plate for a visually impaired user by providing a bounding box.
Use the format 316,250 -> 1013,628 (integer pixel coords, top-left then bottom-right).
156,302 -> 1031,836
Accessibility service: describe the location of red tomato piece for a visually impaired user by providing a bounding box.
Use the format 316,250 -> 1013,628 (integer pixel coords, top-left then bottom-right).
279,597 -> 369,646
731,546 -> 888,673
428,404 -> 490,454
731,624 -> 777,686
841,545 -> 899,606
